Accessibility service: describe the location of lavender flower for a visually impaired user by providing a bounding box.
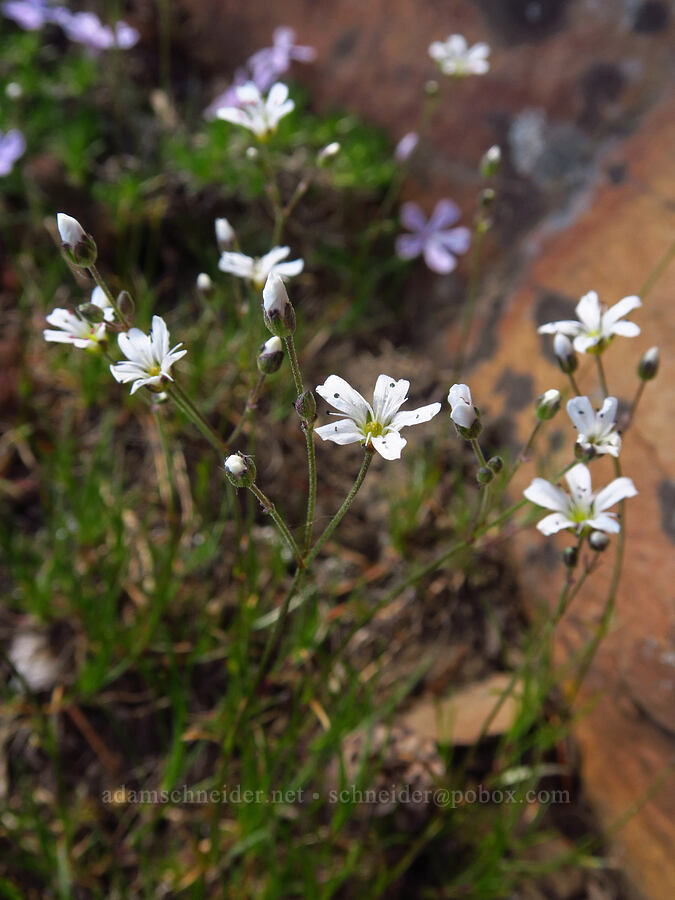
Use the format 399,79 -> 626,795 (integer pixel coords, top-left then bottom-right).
2,0 -> 50,29
248,27 -> 316,92
0,129 -> 25,176
58,11 -> 138,52
396,200 -> 471,274
204,67 -> 249,120
394,132 -> 419,164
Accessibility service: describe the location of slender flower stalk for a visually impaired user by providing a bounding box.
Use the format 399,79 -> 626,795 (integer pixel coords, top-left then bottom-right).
88,265 -> 130,328
169,382 -> 228,455
248,483 -> 304,568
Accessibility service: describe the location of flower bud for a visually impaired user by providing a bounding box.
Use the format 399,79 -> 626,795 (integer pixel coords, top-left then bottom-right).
152,391 -> 170,407
589,530 -> 610,552
224,453 -> 256,488
574,441 -> 596,462
562,546 -> 578,568
479,187 -> 496,210
6,82 -> 22,99
553,333 -> 578,374
196,272 -> 213,296
77,302 -> 106,323
487,455 -> 503,473
535,389 -> 561,420
262,272 -> 296,337
295,390 -> 317,423
480,145 -> 501,179
448,383 -> 482,439
215,217 -> 235,249
424,79 -> 439,96
637,346 -> 659,381
57,212 -> 97,267
246,146 -> 259,160
394,131 -> 419,164
318,142 -> 340,164
116,290 -> 134,322
477,466 -> 494,484
257,336 -> 284,375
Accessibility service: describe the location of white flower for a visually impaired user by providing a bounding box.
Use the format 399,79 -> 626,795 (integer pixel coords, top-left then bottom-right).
110,315 -> 186,394
90,285 -> 115,322
219,246 -> 303,290
428,34 -> 490,76
43,307 -> 106,349
215,217 -> 235,248
216,82 -> 294,138
57,212 -> 86,247
225,454 -> 246,476
9,631 -> 60,692
524,463 -> 637,536
315,374 -> 441,460
538,291 -> 641,353
567,396 -> 621,457
448,383 -> 477,428
196,272 -> 213,294
318,141 -> 340,162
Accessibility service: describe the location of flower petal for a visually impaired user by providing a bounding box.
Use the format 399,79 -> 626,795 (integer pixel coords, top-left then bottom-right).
597,397 -> 618,426
315,419 -> 363,445
316,375 -> 371,423
273,258 -> 304,278
260,246 -> 291,270
602,294 -> 641,330
429,199 -> 461,230
395,234 -> 425,260
219,252 -> 254,278
593,477 -> 638,512
607,320 -> 640,337
423,238 -> 457,274
575,291 -> 601,331
151,315 -> 170,360
566,396 -> 595,434
390,402 -> 441,431
536,513 -> 576,536
537,320 -> 583,336
448,383 -> 471,407
586,513 -> 621,533
564,463 -> 592,505
371,431 -> 407,460
437,226 -> 471,255
523,478 -> 569,513
400,202 -> 427,232
372,375 -> 410,424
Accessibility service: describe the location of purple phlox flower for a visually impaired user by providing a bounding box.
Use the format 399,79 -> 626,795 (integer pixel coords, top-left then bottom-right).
248,26 -> 316,92
58,10 -> 138,52
2,0 -> 51,29
395,199 -> 471,274
0,129 -> 26,176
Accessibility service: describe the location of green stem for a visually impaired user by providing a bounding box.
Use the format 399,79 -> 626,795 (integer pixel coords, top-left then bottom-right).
471,438 -> 487,468
453,218 -> 487,381
88,264 -> 130,328
505,419 -> 542,487
595,354 -> 609,398
306,450 -> 374,566
304,422 -> 317,556
627,380 -> 646,430
639,236 -> 675,299
567,372 -> 582,396
168,382 -> 228,455
227,374 -> 266,445
284,334 -> 304,395
248,483 -> 304,569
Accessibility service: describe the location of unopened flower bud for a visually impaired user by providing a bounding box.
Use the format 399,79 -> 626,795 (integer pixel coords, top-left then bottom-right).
535,389 -> 561,420
246,146 -> 259,160
116,290 -> 134,321
57,212 -> 97,267
5,82 -> 22,99
77,302 -> 105,323
262,272 -> 296,337
224,453 -> 256,488
479,188 -> 496,210
487,455 -> 503,473
637,346 -> 659,381
562,546 -> 578,568
318,142 -> 340,164
295,390 -> 317,423
424,79 -> 439,96
394,131 -> 419,163
215,217 -> 235,249
553,333 -> 578,374
152,391 -> 170,407
589,530 -> 610,552
257,336 -> 284,374
480,145 -> 501,178
196,272 -> 213,296
477,466 -> 494,484
448,383 -> 482,439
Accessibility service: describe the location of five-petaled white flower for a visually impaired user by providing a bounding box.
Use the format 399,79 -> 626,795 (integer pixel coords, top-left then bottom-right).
216,82 -> 294,138
110,315 -> 186,394
219,246 -> 303,290
538,291 -> 641,353
448,383 -> 477,428
315,375 -> 441,460
43,307 -> 106,349
524,463 -> 637,536
428,34 -> 490,76
567,396 -> 621,458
